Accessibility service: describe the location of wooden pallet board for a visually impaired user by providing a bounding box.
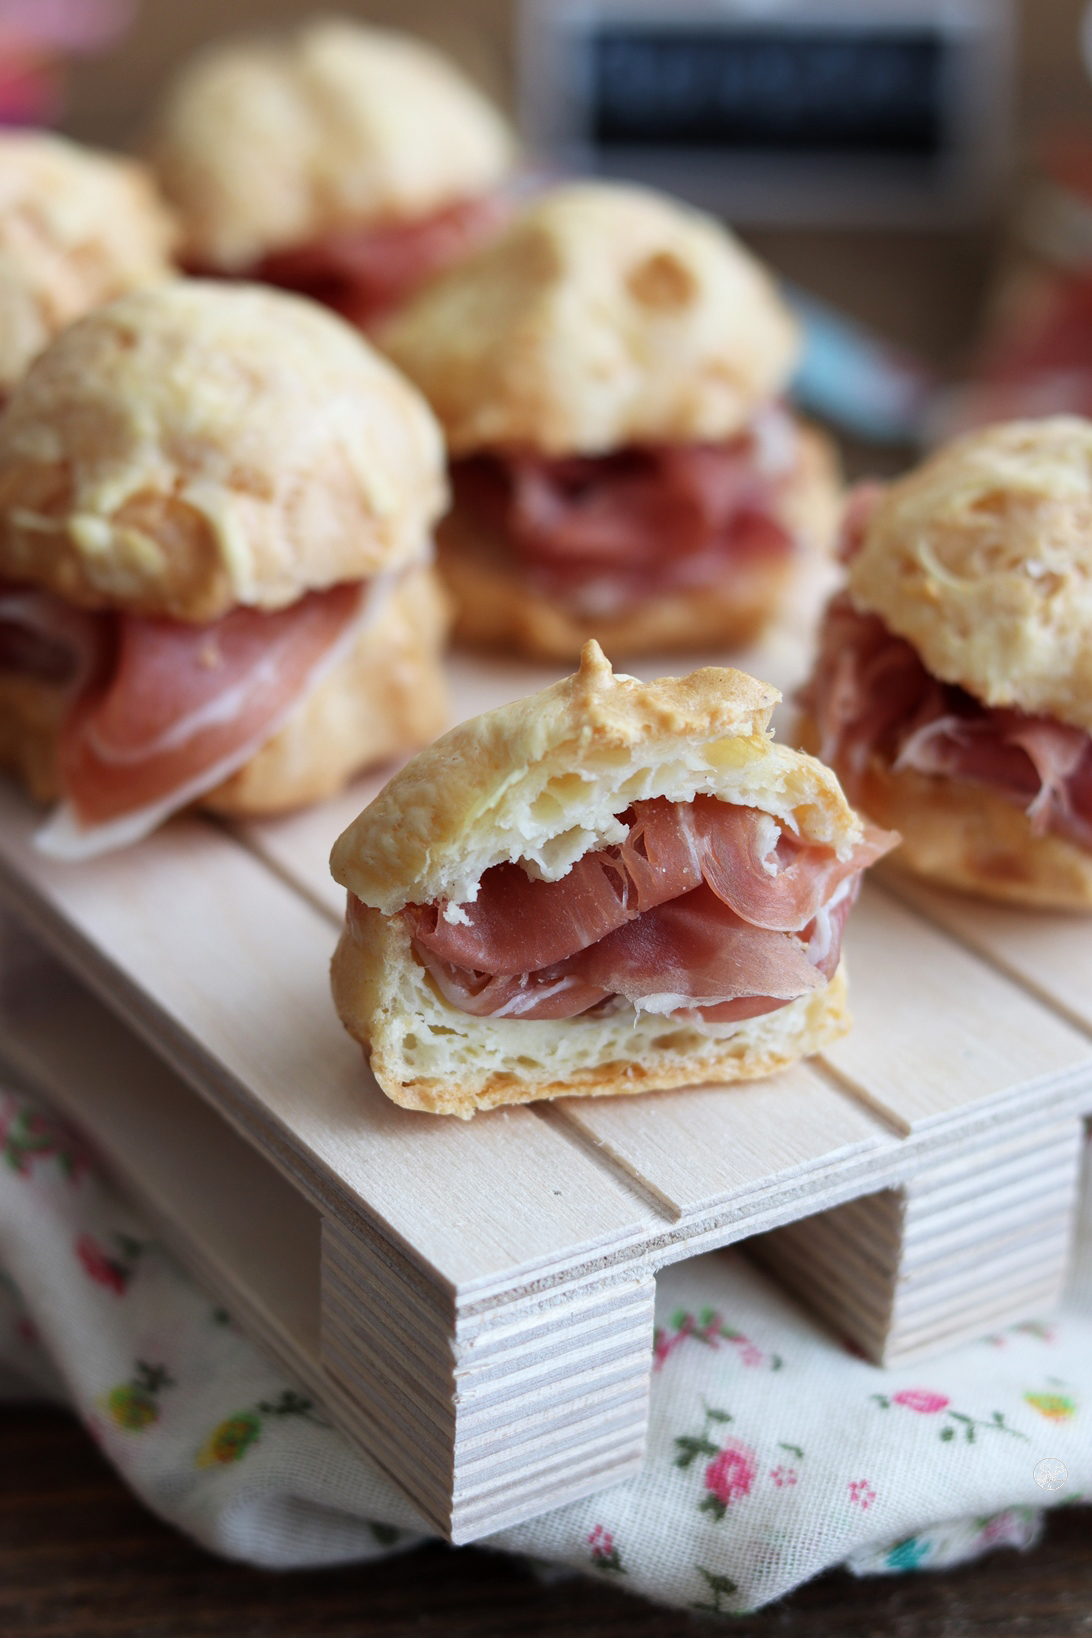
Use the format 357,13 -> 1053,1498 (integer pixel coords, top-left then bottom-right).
0,621 -> 1091,1542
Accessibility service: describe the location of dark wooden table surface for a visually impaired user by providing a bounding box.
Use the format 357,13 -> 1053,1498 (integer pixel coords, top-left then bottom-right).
3,1405 -> 1090,1637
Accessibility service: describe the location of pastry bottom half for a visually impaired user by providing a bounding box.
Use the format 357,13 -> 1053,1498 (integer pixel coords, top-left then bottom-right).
331,903 -> 850,1117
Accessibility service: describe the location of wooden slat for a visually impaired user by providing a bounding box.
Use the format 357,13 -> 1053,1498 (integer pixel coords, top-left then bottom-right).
820,883 -> 1092,1132
884,873 -> 1092,1042
0,786 -> 657,1295
0,912 -> 322,1371
555,1063 -> 893,1220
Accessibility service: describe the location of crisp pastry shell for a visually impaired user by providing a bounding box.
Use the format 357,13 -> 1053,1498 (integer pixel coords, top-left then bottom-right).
331,906 -> 849,1117
436,423 -> 840,660
380,181 -> 800,456
797,712 -> 1092,911
0,281 -> 447,622
847,417 -> 1092,734
0,132 -> 176,398
0,565 -> 450,819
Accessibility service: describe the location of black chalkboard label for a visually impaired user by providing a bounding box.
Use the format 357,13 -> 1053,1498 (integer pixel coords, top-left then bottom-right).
589,27 -> 945,159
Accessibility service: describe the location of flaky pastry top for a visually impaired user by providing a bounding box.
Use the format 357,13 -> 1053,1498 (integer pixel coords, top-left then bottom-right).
331,640 -> 864,914
379,182 -> 801,456
0,281 -> 447,620
150,18 -> 515,271
848,417 -> 1092,732
0,131 -> 176,396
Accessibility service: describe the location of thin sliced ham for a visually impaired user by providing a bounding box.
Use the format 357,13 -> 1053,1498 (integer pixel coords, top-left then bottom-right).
409,795 -> 895,979
38,581 -> 369,858
248,194 -> 508,330
399,795 -> 893,1026
571,884 -> 824,1010
450,416 -> 800,615
803,596 -> 1092,850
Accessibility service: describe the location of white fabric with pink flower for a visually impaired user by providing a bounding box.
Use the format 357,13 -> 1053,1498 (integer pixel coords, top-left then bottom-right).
1,1087 -> 1090,1615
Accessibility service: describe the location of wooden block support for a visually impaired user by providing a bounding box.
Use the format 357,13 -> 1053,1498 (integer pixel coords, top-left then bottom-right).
321,1219 -> 655,1538
754,1117 -> 1085,1364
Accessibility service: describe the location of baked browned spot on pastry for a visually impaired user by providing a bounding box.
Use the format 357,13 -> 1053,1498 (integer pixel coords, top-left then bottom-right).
330,641 -> 896,1116
0,131 -> 176,400
149,18 -> 514,329
380,182 -> 840,661
0,279 -> 450,857
799,417 -> 1092,908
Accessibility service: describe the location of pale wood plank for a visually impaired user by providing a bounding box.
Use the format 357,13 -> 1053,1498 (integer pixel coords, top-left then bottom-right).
0,910 -> 321,1367
555,1063 -> 893,1220
884,872 -> 1092,1042
0,784 -> 658,1295
820,882 -> 1092,1131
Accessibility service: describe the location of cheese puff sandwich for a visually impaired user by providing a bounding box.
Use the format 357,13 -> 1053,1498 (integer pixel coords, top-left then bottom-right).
0,131 -> 176,401
150,17 -> 515,329
0,280 -> 450,858
380,182 -> 840,661
331,641 -> 896,1115
800,417 -> 1092,908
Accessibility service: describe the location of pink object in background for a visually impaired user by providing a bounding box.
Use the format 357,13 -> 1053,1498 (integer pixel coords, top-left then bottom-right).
0,0 -> 137,125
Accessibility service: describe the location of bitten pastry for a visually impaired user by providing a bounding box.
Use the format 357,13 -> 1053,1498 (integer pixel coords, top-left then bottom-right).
381,183 -> 840,660
150,18 -> 514,328
0,280 -> 450,858
799,417 -> 1092,909
330,642 -> 895,1116
0,131 -> 176,399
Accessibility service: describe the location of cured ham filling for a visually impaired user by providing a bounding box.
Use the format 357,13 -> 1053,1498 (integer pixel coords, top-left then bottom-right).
802,594 -> 1092,851
0,578 -> 369,850
234,194 -> 508,330
447,409 -> 802,617
363,796 -> 895,1027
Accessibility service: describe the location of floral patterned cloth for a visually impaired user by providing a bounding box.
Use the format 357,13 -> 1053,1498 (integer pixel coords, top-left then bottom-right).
1,1087 -> 1089,1614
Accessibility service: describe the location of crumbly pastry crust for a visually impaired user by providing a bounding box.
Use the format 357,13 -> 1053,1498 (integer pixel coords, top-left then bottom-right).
848,417 -> 1092,733
330,641 -> 866,916
0,132 -> 177,397
436,424 -> 840,659
796,711 -> 1092,910
151,19 -> 514,271
379,182 -> 800,456
0,565 -> 451,818
331,907 -> 849,1118
0,282 -> 447,621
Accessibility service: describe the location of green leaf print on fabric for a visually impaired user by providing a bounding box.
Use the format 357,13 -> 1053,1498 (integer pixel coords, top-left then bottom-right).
196,1388 -> 329,1468
1024,1391 -> 1076,1422
691,1566 -> 739,1615
103,1360 -> 174,1431
871,1391 -> 1029,1445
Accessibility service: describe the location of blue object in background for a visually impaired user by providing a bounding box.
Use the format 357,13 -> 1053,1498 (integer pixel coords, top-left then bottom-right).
784,282 -> 936,445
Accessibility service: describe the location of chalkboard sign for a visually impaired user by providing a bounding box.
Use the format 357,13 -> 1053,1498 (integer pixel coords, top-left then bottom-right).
520,0 -> 1013,226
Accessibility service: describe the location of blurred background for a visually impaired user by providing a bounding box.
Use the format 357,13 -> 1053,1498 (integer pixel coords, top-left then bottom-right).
9,0 -> 1092,464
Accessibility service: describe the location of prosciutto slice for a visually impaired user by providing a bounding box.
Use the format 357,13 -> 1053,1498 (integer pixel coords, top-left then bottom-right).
802,596 -> 1092,849
400,796 -> 894,1025
36,581 -> 368,858
450,414 -> 800,615
248,194 -> 507,330
409,795 -> 894,981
